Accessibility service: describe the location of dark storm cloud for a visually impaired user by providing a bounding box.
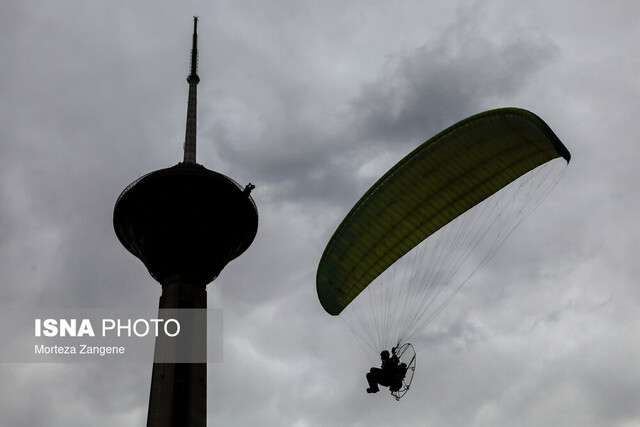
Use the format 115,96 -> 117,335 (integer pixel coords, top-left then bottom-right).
352,29 -> 558,147
201,21 -> 558,214
189,26 -> 560,313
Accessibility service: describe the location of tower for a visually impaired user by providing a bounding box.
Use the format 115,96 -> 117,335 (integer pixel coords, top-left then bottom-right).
113,17 -> 258,426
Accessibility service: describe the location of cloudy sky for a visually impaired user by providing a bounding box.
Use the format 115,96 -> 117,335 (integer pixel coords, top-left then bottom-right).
1,0 -> 639,426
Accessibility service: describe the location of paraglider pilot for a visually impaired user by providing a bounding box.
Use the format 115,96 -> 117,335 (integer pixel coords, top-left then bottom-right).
366,347 -> 407,393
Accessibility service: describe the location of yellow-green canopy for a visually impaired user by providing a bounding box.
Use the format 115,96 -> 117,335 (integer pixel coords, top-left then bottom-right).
316,108 -> 570,315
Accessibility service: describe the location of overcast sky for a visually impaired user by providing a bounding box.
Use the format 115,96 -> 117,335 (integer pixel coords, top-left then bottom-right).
1,1 -> 639,426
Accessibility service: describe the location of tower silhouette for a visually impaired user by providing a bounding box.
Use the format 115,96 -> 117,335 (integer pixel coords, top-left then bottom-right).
113,17 -> 258,426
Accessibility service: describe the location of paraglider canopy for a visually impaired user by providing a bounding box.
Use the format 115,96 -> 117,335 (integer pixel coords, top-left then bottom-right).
316,108 -> 570,317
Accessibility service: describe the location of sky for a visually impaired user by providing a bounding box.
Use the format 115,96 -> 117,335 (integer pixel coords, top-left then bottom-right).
1,0 -> 639,426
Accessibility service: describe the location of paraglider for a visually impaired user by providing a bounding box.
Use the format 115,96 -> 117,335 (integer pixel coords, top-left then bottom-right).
366,344 -> 415,399
366,348 -> 402,394
316,108 -> 570,399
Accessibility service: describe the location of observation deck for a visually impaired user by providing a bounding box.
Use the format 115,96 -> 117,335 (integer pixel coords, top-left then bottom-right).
113,161 -> 258,287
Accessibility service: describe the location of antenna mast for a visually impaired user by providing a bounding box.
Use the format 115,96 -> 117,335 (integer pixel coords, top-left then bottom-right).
184,16 -> 199,163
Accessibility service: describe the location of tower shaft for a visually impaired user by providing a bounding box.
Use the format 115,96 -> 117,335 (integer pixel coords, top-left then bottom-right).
147,278 -> 207,427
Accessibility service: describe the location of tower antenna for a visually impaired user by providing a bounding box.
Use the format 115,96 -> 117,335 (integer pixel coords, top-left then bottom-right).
184,16 -> 199,163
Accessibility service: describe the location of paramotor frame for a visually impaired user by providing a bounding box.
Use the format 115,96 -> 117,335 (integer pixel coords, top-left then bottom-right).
390,343 -> 416,400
